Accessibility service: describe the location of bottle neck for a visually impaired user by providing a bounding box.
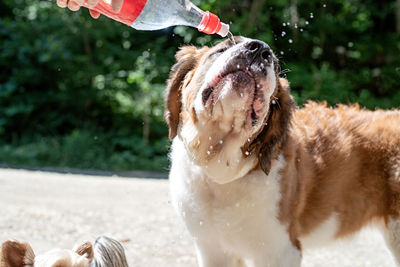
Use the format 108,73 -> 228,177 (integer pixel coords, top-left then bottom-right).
198,11 -> 229,37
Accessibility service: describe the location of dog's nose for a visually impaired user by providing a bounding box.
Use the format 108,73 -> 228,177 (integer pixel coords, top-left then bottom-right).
244,40 -> 272,63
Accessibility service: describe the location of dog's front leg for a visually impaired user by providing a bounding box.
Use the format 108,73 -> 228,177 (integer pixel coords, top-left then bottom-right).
195,240 -> 245,267
252,245 -> 301,267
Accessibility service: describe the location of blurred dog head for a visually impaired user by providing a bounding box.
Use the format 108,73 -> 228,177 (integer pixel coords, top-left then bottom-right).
1,240 -> 93,267
1,236 -> 128,267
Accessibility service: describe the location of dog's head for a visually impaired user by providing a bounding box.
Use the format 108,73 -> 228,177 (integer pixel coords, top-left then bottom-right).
1,240 -> 93,267
165,37 -> 294,182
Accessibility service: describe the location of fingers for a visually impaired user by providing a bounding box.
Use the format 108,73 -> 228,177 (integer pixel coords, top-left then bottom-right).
57,0 -> 68,8
67,1 -> 81,11
87,0 -> 99,8
89,9 -> 101,19
112,0 -> 124,13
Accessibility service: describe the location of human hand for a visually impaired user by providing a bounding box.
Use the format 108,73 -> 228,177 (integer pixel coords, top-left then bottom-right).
56,0 -> 124,19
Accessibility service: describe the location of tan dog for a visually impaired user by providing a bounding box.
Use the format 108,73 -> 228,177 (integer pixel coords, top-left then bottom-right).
165,36 -> 400,266
0,236 -> 128,267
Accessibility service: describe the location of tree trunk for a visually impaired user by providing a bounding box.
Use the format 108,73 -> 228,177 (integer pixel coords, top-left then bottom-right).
142,112 -> 150,146
290,0 -> 299,40
397,0 -> 400,34
247,0 -> 266,32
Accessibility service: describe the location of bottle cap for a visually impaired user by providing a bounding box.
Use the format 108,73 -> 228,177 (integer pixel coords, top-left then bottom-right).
198,11 -> 230,37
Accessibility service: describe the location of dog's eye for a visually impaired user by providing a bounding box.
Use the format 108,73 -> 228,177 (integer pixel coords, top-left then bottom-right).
209,47 -> 228,57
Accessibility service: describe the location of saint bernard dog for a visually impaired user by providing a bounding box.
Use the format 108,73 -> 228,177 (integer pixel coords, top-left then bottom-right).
164,36 -> 400,267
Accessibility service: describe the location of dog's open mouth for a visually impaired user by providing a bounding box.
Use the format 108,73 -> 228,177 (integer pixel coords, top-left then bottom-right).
202,66 -> 264,126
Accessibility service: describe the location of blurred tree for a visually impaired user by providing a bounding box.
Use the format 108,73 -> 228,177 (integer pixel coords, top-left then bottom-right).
0,0 -> 399,171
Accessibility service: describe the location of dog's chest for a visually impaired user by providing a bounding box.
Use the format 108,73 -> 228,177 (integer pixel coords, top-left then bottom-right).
169,149 -> 289,254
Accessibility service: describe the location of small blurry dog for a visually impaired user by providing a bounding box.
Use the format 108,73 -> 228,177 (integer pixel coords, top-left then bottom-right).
0,236 -> 129,267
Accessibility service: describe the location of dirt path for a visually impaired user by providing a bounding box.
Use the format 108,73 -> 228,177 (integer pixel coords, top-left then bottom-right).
0,168 -> 395,266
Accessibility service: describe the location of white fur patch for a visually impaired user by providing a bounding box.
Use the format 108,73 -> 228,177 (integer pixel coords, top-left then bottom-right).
169,144 -> 301,266
300,213 -> 340,248
35,249 -> 90,267
383,217 -> 400,265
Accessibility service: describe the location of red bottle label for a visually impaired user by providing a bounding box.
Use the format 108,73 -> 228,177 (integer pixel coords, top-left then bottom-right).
83,0 -> 147,26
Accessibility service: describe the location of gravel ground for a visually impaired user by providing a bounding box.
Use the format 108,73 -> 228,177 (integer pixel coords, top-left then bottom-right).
0,168 -> 396,267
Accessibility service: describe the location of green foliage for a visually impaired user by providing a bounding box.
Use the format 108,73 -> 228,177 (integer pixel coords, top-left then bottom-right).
0,0 -> 399,172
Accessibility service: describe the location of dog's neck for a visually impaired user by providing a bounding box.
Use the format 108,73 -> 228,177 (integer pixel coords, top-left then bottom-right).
176,123 -> 259,184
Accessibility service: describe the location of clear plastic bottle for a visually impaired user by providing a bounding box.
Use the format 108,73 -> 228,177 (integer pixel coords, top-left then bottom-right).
82,0 -> 229,37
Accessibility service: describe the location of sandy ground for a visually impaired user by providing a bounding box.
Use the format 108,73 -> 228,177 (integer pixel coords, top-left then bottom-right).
0,168 -> 396,267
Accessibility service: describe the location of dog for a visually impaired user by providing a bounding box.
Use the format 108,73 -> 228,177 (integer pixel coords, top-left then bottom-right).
0,236 -> 128,267
165,36 -> 400,266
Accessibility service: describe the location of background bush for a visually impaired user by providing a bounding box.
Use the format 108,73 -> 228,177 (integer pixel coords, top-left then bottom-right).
0,0 -> 399,172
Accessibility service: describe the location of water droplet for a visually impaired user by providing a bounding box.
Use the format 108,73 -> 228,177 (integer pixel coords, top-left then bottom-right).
209,145 -> 213,150
287,22 -> 291,26
305,21 -> 309,25
219,140 -> 223,144
288,39 -> 293,44
245,151 -> 250,155
310,13 -> 314,18
237,64 -> 240,69
294,23 -> 298,29
247,138 -> 251,142
323,4 -> 326,7
282,22 -> 286,26
281,31 -> 286,37
272,100 -> 276,104
240,92 -> 244,97
257,84 -> 261,88
280,51 -> 284,55
300,28 -> 304,32
207,151 -> 211,155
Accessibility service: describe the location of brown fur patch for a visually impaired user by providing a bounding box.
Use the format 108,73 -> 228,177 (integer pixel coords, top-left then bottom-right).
73,242 -> 93,263
164,46 -> 207,140
278,102 -> 400,245
1,241 -> 34,267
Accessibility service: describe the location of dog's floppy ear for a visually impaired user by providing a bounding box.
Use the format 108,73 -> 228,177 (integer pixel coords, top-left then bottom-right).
1,240 -> 35,267
73,241 -> 94,263
164,46 -> 200,140
248,77 -> 295,175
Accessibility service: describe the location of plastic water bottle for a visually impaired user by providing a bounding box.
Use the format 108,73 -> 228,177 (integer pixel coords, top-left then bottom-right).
82,0 -> 230,37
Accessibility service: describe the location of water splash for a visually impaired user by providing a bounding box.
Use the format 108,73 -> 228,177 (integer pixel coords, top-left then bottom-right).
227,31 -> 236,45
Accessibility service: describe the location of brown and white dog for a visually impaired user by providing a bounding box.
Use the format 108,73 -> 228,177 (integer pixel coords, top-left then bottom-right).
0,236 -> 129,267
165,36 -> 400,266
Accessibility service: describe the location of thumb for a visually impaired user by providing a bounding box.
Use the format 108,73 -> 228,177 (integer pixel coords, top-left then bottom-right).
89,9 -> 101,19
